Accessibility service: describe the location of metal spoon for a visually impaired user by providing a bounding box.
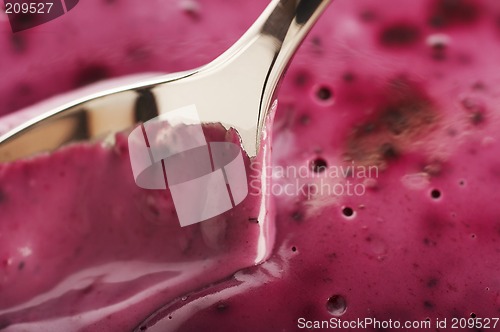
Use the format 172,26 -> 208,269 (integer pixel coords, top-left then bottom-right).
0,0 -> 331,162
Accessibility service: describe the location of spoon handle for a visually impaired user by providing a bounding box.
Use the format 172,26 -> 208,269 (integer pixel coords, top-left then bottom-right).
161,0 -> 332,156
258,0 -> 332,146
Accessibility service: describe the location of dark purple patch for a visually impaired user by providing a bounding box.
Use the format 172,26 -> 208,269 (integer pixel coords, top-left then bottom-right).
431,40 -> 448,52
311,36 -> 322,48
292,210 -> 304,221
423,237 -> 438,246
311,157 -> 328,173
345,78 -> 436,165
380,23 -> 421,47
360,10 -> 377,23
299,303 -> 318,319
127,45 -> 151,61
430,41 -> 448,61
423,300 -> 434,309
431,50 -> 447,61
0,320 -> 11,330
384,107 -> 410,135
16,83 -> 32,96
342,72 -> 355,83
427,278 -> 439,288
470,112 -> 484,125
379,142 -> 399,160
215,302 -> 229,313
360,123 -> 377,135
180,1 -> 201,20
423,213 -> 454,241
298,114 -> 311,125
17,261 -> 25,271
148,204 -> 160,217
461,98 -> 486,125
326,253 -> 337,262
429,0 -> 481,28
74,65 -> 110,87
295,71 -> 311,87
81,284 -> 94,295
472,81 -> 486,91
383,80 -> 434,132
10,34 -> 26,53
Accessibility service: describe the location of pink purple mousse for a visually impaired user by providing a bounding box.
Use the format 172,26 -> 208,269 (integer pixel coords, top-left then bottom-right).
2,0 -> 500,331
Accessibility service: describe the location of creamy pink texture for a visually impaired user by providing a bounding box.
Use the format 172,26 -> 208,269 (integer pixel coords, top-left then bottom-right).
0,126 -> 271,330
2,0 -> 500,331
